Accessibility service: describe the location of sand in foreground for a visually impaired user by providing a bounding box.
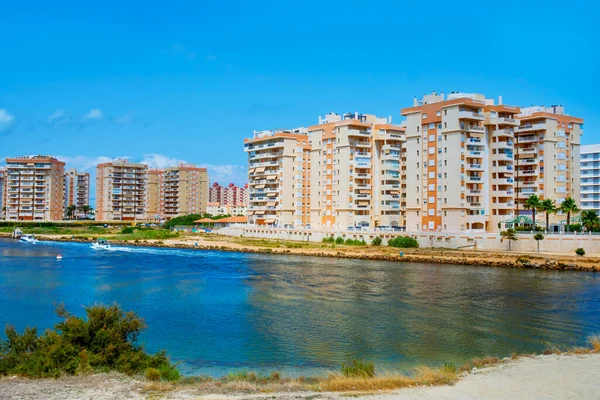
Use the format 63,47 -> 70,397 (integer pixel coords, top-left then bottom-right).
1,353 -> 598,400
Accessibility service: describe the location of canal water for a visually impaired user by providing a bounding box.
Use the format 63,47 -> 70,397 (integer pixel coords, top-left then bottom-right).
1,238 -> 599,376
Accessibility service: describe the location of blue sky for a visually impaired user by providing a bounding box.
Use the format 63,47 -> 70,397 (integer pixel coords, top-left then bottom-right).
1,0 -> 598,206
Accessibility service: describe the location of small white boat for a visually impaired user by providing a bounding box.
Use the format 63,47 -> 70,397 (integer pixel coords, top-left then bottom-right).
56,255 -> 63,260
91,239 -> 111,250
19,234 -> 38,244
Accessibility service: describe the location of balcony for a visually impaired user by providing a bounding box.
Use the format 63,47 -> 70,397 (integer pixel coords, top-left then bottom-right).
466,125 -> 485,133
382,144 -> 401,151
459,111 -> 485,120
466,164 -> 483,170
348,130 -> 371,137
351,141 -> 371,148
495,202 -> 515,209
516,123 -> 546,132
466,175 -> 483,182
497,117 -> 518,126
518,158 -> 538,166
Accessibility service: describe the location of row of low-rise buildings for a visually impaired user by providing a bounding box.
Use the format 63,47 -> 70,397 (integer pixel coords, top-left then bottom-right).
245,91 -> 585,232
0,156 -> 210,221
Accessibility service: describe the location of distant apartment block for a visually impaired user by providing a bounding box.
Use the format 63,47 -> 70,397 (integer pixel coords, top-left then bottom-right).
0,168 -> 5,217
206,202 -> 247,216
209,182 -> 248,206
96,160 -> 148,221
4,155 -> 65,221
147,169 -> 164,221
64,168 -> 90,216
161,164 -> 208,220
581,144 -> 600,214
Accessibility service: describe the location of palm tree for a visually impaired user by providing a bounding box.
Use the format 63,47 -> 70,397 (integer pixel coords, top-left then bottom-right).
533,233 -> 544,253
559,197 -> 580,232
580,210 -> 600,232
65,205 -> 77,220
539,199 -> 557,233
524,195 -> 541,231
79,205 -> 93,218
501,228 -> 518,251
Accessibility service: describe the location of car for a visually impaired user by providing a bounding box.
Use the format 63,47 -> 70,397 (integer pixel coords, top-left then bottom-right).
392,226 -> 406,231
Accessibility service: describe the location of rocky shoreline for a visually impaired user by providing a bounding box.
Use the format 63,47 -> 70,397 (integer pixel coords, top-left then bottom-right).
16,234 -> 600,272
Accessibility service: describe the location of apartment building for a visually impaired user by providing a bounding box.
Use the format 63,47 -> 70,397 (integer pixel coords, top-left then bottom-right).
64,169 -> 90,217
515,106 -> 583,216
4,155 -> 65,221
401,92 -> 583,232
147,169 -> 164,221
580,144 -> 600,214
308,112 -> 405,229
96,160 -> 148,221
244,128 -> 311,227
206,202 -> 247,216
0,168 -> 4,217
209,182 -> 249,206
161,164 -> 209,220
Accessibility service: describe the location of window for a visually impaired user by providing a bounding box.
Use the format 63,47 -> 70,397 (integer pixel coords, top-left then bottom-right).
436,111 -> 441,116
423,113 -> 427,119
444,110 -> 447,115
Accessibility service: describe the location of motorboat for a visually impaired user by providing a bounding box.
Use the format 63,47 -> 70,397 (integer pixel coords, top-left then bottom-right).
19,234 -> 38,244
91,239 -> 111,250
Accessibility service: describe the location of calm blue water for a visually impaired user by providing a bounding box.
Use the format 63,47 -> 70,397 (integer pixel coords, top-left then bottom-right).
1,238 -> 600,376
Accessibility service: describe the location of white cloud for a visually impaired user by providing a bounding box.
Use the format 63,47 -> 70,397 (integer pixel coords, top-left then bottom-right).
164,44 -> 196,60
83,108 -> 103,120
140,154 -> 188,169
114,112 -> 134,125
48,109 -> 65,122
200,164 -> 247,185
57,155 -> 130,172
0,108 -> 16,131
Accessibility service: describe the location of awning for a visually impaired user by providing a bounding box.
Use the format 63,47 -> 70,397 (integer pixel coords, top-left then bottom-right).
249,168 -> 255,173
255,167 -> 266,173
255,184 -> 265,189
255,211 -> 265,215
266,175 -> 277,180
359,189 -> 370,194
267,192 -> 277,196
358,201 -> 369,205
265,218 -> 276,224
248,211 -> 255,215
266,202 -> 276,206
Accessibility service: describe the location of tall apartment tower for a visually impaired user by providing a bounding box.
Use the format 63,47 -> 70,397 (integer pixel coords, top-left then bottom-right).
515,106 -> 583,215
4,155 -> 65,221
162,164 -> 209,220
96,160 -> 148,221
0,168 -> 5,218
307,112 -> 405,229
64,169 -> 90,216
147,169 -> 164,221
245,128 -> 311,226
580,144 -> 600,214
402,92 -> 520,232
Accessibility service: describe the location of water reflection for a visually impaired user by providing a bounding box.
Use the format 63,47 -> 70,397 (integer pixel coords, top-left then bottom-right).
1,239 -> 599,376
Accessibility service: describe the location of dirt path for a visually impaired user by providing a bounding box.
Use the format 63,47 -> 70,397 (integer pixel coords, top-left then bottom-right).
2,354 -> 599,399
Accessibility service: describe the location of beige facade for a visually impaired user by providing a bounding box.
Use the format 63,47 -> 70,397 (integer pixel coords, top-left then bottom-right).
245,128 -> 311,227
308,113 -> 405,229
4,155 -> 65,221
64,168 -> 90,217
96,160 -> 148,221
161,164 -> 208,220
147,169 -> 164,221
402,92 -> 583,233
206,202 -> 247,216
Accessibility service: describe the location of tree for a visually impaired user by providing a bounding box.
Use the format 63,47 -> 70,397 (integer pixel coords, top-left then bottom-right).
524,195 -> 541,231
500,228 -> 518,251
65,205 -> 77,220
580,210 -> 600,232
79,205 -> 93,217
533,233 -> 544,253
559,197 -> 580,232
539,199 -> 557,233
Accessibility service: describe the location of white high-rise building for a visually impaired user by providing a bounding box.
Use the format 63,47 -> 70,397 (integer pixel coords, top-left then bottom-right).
580,144 -> 600,214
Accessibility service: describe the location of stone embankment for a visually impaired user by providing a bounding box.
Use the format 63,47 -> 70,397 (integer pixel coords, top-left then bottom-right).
22,235 -> 600,272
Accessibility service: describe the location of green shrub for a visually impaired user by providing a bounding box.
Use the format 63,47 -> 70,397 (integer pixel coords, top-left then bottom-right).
145,367 -> 161,381
322,236 -> 335,243
576,248 -> 586,256
341,360 -> 375,378
441,363 -> 457,373
388,236 -> 419,248
344,238 -> 367,246
120,227 -> 134,234
335,236 -> 345,245
516,256 -> 530,264
0,304 -> 177,379
371,236 -> 382,246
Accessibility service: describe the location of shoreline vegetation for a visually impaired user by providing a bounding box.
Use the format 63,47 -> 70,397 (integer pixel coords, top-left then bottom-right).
2,227 -> 600,271
1,305 -> 599,398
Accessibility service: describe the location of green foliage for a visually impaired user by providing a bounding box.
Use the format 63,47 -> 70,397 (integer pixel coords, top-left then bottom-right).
341,360 -> 375,378
576,248 -> 586,256
560,197 -> 580,232
120,227 -> 134,234
344,238 -> 367,246
0,304 -> 177,379
533,233 -> 544,241
500,228 -> 518,251
163,214 -> 206,228
568,224 -> 582,232
441,363 -> 457,373
145,367 -> 161,381
540,199 -> 557,230
371,236 -> 383,246
388,236 -> 419,248
514,225 -> 543,232
335,237 -> 345,245
524,195 -> 542,230
581,210 -> 600,231
322,236 -> 335,243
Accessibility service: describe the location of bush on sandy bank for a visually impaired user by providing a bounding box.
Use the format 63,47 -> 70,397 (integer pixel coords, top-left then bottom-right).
0,304 -> 178,380
388,236 -> 419,248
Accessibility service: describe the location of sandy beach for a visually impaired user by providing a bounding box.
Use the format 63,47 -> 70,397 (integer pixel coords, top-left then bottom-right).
2,353 -> 598,399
